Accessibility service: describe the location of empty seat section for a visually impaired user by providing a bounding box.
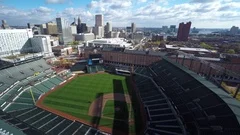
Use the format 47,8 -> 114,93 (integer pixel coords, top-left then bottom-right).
46,119 -> 73,135
59,122 -> 82,135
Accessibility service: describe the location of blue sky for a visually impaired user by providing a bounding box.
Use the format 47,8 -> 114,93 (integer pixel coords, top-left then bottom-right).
0,0 -> 240,28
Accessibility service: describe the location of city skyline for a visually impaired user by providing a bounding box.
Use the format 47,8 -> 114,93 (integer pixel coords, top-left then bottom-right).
0,0 -> 240,28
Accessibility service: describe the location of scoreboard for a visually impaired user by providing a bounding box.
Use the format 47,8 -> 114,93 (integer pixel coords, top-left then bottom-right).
88,54 -> 103,65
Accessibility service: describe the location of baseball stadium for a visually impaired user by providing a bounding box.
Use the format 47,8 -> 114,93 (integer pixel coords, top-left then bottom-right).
0,49 -> 240,135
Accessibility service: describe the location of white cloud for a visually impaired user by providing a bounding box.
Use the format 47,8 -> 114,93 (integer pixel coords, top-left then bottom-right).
35,6 -> 54,13
191,0 -> 218,3
45,0 -> 65,4
138,0 -> 147,3
0,6 -> 54,26
1,0 -> 240,28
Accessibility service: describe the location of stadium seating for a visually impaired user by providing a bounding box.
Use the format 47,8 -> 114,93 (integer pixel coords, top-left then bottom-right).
104,64 -> 116,73
87,65 -> 105,73
70,62 -> 87,72
0,59 -> 52,94
134,59 -> 240,135
0,59 -> 108,135
3,107 -> 107,135
3,76 -> 64,113
134,75 -> 186,135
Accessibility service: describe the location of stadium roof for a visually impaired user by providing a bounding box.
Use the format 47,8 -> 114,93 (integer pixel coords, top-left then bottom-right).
163,56 -> 240,124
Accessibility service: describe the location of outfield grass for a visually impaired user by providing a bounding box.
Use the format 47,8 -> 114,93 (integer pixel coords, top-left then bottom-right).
42,73 -> 135,133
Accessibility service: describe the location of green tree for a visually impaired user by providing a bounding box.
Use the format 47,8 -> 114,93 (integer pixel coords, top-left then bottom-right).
227,49 -> 235,54
200,42 -> 213,50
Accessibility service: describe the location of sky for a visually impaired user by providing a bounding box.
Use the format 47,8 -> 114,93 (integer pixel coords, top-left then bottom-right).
0,0 -> 240,28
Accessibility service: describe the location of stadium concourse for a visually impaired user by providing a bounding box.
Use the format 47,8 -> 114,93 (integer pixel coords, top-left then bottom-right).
0,58 -> 108,135
0,54 -> 240,135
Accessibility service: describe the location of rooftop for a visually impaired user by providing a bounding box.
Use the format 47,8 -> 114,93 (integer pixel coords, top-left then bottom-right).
165,45 -> 211,53
89,38 -> 131,47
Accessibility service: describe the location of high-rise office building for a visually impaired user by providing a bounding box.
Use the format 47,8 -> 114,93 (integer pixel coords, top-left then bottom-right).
170,25 -> 176,32
131,23 -> 136,33
56,17 -> 73,45
162,26 -> 168,33
105,22 -> 112,33
80,23 -> 88,33
40,24 -> 47,34
95,14 -> 103,27
95,14 -> 104,38
105,22 -> 112,38
27,23 -> 34,29
1,20 -> 10,29
230,26 -> 239,35
46,22 -> 58,35
126,27 -> 132,33
177,22 -> 191,41
77,17 -> 81,33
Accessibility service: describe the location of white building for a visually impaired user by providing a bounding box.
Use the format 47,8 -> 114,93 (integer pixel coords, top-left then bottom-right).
112,32 -> 120,38
50,39 -> 59,47
75,33 -> 95,41
30,35 -> 53,57
56,17 -> 73,45
86,38 -> 131,48
70,25 -> 77,34
95,26 -> 104,38
0,29 -> 33,57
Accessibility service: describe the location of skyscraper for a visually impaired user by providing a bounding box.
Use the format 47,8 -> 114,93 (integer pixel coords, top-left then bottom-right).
105,22 -> 112,33
177,22 -> 191,41
230,26 -> 239,35
95,14 -> 103,27
80,23 -> 88,33
170,25 -> 176,32
77,17 -> 81,33
131,23 -> 136,33
27,23 -> 34,29
95,14 -> 104,38
105,22 -> 112,38
40,24 -> 47,34
56,17 -> 73,45
1,20 -> 10,29
46,22 -> 58,35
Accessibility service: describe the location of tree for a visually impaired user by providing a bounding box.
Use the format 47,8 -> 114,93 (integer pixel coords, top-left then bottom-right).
200,42 -> 213,50
227,49 -> 235,54
68,41 -> 79,46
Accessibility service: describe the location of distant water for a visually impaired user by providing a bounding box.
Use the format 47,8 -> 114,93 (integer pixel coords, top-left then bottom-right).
197,29 -> 228,34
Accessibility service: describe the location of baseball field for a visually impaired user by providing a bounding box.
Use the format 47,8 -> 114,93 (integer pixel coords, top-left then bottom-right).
40,73 -> 138,134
